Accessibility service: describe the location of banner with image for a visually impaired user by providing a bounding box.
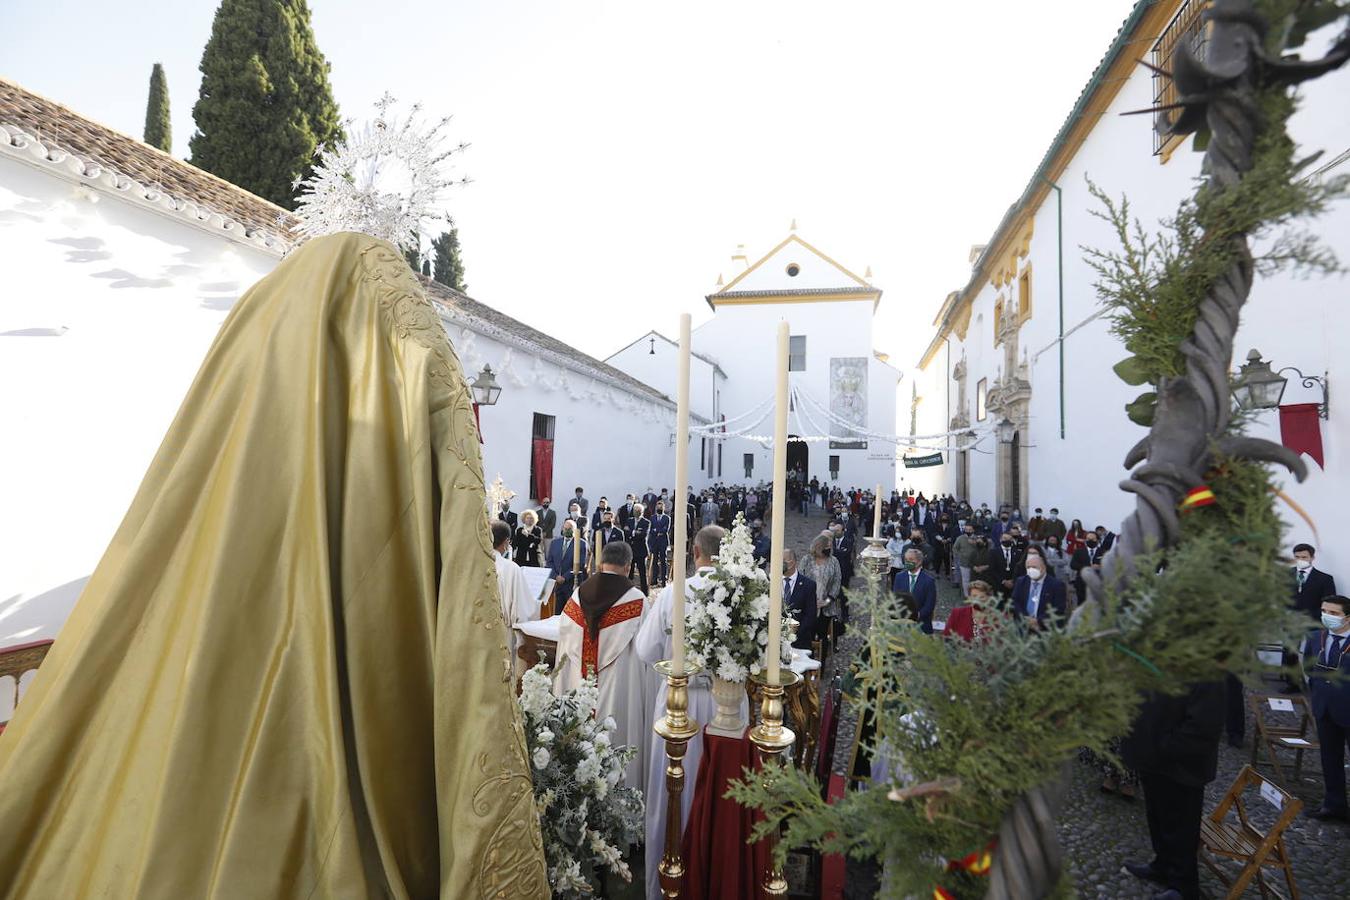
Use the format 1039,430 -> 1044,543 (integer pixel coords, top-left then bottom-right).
829,357 -> 868,450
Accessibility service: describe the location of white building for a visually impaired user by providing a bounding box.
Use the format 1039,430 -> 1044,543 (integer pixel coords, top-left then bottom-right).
907,0 -> 1350,574
0,77 -> 683,645
609,231 -> 902,492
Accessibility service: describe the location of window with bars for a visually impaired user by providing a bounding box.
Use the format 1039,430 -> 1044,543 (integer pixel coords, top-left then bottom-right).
743,453 -> 754,478
532,413 -> 555,440
789,335 -> 807,371
829,454 -> 840,480
1152,0 -> 1210,158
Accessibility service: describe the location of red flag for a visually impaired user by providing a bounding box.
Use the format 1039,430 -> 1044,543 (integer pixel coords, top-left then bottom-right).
1278,402 -> 1323,469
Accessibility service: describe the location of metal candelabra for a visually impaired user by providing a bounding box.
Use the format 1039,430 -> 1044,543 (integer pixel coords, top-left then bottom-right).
653,661 -> 699,899
748,670 -> 801,898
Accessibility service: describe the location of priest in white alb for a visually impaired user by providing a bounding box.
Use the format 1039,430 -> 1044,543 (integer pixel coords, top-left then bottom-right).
555,540 -> 651,793
493,520 -> 540,669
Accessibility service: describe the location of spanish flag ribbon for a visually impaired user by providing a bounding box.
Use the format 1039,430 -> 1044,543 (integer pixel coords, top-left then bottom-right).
934,888 -> 957,900
1180,485 -> 1216,512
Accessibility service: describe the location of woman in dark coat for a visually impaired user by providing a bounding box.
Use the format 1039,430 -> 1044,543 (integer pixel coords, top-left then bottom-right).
512,508 -> 543,567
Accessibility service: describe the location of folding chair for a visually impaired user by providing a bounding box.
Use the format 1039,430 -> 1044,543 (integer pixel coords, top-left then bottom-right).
1248,692 -> 1320,786
1199,765 -> 1302,900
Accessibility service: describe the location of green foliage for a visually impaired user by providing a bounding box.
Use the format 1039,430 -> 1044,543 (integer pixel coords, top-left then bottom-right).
188,0 -> 343,209
431,223 -> 467,292
143,63 -> 171,153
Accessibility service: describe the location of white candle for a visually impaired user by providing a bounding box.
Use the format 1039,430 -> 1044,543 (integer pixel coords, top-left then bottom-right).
671,314 -> 692,674
874,483 -> 883,537
767,321 -> 789,686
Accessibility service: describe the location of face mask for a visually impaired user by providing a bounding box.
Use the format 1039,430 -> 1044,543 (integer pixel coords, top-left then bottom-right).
1322,612 -> 1346,631
1048,514 -> 1058,521
1295,559 -> 1312,571
1086,540 -> 1098,548
904,560 -> 919,571
541,503 -> 550,509
1001,541 -> 1012,548
1000,516 -> 1009,523
965,530 -> 974,536
1026,567 -> 1045,581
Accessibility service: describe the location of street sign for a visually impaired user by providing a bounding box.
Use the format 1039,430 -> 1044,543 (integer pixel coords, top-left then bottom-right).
902,452 -> 943,469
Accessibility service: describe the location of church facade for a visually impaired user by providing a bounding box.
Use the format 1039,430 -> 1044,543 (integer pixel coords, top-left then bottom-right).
609,231 -> 901,493
906,0 -> 1350,574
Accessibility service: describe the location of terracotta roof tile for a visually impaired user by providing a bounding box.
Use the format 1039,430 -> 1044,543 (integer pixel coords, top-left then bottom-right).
0,76 -> 298,243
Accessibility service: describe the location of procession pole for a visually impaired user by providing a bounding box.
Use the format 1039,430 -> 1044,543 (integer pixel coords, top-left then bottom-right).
655,313 -> 698,898
747,321 -> 795,897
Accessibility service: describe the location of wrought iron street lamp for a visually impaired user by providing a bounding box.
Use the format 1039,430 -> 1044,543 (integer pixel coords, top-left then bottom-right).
1232,349 -> 1329,418
996,417 -> 1016,445
469,364 -> 502,407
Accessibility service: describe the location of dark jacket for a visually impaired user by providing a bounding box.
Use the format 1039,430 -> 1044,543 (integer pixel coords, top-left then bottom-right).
1121,682 -> 1224,787
891,568 -> 938,634
1292,566 -> 1337,620
785,573 -> 818,650
1010,574 -> 1069,625
1303,629 -> 1350,725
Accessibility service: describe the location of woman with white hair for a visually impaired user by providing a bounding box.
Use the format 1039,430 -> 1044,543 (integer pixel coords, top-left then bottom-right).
512,507 -> 543,567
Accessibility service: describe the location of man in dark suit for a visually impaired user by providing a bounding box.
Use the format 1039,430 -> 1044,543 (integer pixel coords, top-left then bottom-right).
1094,525 -> 1116,553
892,548 -> 937,633
1291,543 -> 1337,620
1122,681 -> 1225,900
618,494 -> 637,529
782,549 -> 818,650
545,519 -> 589,614
831,522 -> 855,590
498,501 -> 517,530
1009,554 -> 1068,628
537,497 -> 557,540
995,532 -> 1024,601
1302,594 -> 1350,821
572,486 -> 589,517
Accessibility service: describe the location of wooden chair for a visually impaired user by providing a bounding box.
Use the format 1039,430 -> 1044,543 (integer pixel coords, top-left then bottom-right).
1248,692 -> 1319,786
1199,765 -> 1302,900
0,640 -> 54,734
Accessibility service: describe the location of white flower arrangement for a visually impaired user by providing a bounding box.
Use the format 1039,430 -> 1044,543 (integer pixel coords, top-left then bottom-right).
685,512 -> 794,683
519,663 -> 643,898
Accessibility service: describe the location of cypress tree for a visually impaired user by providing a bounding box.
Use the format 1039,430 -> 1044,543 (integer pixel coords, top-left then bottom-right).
431,223 -> 467,292
143,63 -> 172,153
188,0 -> 342,209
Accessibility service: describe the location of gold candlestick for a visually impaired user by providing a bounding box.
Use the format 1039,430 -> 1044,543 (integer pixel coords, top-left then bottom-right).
748,670 -> 801,898
653,660 -> 700,898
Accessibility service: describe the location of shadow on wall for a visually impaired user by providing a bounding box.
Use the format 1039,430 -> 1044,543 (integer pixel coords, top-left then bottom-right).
0,576 -> 90,646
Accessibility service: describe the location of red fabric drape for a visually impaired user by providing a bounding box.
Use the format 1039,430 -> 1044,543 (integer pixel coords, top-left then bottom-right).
531,439 -> 553,500
682,728 -> 770,900
1279,402 -> 1324,469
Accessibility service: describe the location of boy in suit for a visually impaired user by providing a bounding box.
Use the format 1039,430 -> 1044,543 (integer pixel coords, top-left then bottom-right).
1303,594 -> 1350,820
1292,543 -> 1337,620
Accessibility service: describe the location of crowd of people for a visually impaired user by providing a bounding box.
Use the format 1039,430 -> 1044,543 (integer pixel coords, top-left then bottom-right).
488,480 -> 1350,900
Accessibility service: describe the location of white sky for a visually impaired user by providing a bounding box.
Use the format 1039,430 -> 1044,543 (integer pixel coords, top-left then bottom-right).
2,0 -> 1134,376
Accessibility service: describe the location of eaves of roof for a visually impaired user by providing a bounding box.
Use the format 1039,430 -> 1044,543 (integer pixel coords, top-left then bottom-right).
917,0 -> 1177,370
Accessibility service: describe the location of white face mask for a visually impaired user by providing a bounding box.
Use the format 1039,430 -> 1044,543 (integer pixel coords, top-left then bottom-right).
1295,559 -> 1312,571
1026,567 -> 1045,582
1323,612 -> 1346,631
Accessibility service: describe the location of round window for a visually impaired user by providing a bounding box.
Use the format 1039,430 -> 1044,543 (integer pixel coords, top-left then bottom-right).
786,263 -> 800,277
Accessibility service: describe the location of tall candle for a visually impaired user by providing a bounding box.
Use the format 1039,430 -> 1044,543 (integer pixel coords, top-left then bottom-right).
573,520 -> 581,584
874,483 -> 883,537
671,314 -> 692,674
766,321 -> 789,686
596,524 -> 605,574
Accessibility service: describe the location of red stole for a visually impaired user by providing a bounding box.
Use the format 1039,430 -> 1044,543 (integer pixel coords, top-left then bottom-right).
563,597 -> 643,679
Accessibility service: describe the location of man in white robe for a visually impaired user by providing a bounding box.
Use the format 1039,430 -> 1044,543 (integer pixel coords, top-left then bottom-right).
635,525 -> 747,900
492,521 -> 539,673
554,540 -> 650,793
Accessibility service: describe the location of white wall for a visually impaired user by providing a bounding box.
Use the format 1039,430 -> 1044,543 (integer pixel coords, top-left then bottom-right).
916,22 -> 1350,573
0,154 -> 681,644
0,154 -> 279,643
693,297 -> 901,491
